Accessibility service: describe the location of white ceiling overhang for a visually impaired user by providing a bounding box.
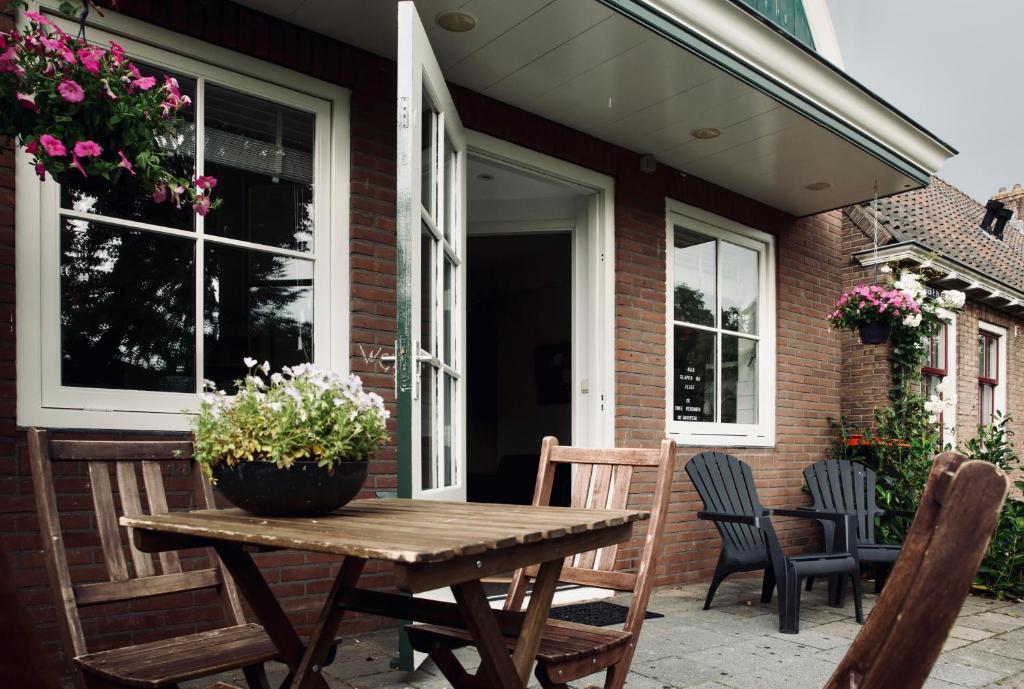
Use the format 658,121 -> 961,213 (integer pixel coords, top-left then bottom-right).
235,0 -> 956,217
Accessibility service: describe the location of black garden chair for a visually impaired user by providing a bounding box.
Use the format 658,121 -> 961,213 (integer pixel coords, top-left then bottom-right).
685,452 -> 864,633
803,459 -> 914,595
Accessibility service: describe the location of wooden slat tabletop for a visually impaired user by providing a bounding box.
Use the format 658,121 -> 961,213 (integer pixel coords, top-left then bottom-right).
120,499 -> 647,564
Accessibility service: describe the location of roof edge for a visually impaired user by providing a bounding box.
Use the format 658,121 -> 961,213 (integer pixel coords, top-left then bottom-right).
619,0 -> 955,179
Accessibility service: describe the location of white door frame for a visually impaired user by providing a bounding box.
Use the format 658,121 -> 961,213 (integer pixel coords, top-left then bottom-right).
465,131 -> 616,449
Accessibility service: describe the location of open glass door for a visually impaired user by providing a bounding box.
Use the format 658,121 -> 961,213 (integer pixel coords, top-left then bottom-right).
396,0 -> 466,504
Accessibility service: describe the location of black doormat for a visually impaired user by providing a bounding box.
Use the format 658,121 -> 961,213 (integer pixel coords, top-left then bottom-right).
547,601 -> 663,627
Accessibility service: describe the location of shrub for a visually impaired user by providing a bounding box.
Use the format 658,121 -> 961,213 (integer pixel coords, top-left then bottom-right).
961,413 -> 1024,600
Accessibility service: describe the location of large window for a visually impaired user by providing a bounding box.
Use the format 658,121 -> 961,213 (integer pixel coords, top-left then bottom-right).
17,19 -> 348,429
978,325 -> 1005,426
666,203 -> 775,446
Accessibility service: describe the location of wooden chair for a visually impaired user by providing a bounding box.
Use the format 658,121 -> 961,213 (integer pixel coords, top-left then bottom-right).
824,452 -> 1009,689
406,436 -> 676,689
803,459 -> 913,594
686,452 -> 864,633
28,428 -> 276,689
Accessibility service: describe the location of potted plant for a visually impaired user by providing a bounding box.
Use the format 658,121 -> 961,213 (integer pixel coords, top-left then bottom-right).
828,283 -> 918,344
0,9 -> 217,214
192,360 -> 389,516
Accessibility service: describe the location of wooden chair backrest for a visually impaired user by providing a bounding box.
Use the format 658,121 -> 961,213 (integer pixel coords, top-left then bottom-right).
504,437 -> 676,626
28,428 -> 246,663
685,452 -> 770,556
804,459 -> 881,545
824,452 -> 1009,689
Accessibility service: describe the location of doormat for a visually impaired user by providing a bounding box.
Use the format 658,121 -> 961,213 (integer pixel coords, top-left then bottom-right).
547,601 -> 663,627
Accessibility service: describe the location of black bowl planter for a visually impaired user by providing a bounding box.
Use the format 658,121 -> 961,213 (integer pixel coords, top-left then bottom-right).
858,321 -> 892,345
212,459 -> 368,516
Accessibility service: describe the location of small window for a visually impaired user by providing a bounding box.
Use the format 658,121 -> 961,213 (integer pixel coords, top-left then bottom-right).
978,329 -> 1001,426
666,203 -> 774,446
922,321 -> 955,445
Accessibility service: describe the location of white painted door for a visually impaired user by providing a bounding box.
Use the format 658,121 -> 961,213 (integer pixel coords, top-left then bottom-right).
396,0 -> 466,503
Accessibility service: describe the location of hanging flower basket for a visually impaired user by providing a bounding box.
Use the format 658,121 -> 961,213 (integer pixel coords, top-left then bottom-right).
0,10 -> 218,215
858,321 -> 892,345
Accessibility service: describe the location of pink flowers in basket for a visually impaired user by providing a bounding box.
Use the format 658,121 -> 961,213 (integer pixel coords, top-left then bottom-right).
829,284 -> 921,331
0,10 -> 219,215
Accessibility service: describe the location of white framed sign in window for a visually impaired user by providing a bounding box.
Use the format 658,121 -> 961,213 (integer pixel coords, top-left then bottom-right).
665,200 -> 776,447
16,11 -> 350,430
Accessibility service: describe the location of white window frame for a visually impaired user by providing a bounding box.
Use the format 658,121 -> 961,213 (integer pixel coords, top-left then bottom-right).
978,321 -> 1008,425
922,317 -> 957,447
665,199 -> 776,447
16,6 -> 350,430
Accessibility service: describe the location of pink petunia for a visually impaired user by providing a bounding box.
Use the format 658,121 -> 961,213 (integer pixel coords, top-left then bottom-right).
76,46 -> 105,74
22,11 -> 53,27
16,91 -> 39,112
23,139 -> 38,154
131,75 -> 156,91
108,40 -> 126,63
116,150 -> 135,175
57,79 -> 85,103
73,140 -> 103,157
152,183 -> 168,204
69,155 -> 87,177
194,175 -> 217,191
34,163 -> 46,181
39,134 -> 66,157
192,195 -> 212,216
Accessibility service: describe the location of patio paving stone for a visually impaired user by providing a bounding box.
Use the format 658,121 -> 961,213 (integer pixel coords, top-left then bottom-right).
183,579 -> 1024,689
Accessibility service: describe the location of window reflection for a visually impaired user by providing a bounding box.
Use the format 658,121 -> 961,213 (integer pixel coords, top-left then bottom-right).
203,244 -> 313,389
60,218 -> 195,392
674,227 -> 716,326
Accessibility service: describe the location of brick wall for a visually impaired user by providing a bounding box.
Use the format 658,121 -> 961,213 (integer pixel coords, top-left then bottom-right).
3,0 -> 847,680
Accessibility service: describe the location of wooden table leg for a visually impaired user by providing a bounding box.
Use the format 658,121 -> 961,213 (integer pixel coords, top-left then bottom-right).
510,558 -> 563,684
214,544 -> 331,689
453,579 -> 523,689
291,557 -> 366,689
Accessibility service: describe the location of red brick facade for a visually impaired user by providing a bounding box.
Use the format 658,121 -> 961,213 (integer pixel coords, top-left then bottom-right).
1,1 -> 850,680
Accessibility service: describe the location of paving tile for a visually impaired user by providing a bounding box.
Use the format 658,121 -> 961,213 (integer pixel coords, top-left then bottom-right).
958,612 -> 1024,634
952,625 -> 999,641
929,660 -> 1006,687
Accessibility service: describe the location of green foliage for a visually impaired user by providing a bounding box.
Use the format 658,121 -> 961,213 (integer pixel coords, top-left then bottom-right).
961,413 -> 1024,600
192,362 -> 390,476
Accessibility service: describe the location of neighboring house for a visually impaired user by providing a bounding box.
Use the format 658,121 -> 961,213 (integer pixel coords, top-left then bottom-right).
842,177 -> 1024,494
3,0 -> 955,677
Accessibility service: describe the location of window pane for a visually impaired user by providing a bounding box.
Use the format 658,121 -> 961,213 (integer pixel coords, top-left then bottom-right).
979,335 -> 986,376
422,95 -> 435,218
61,68 -> 197,232
204,84 -> 315,252
673,227 -> 715,327
720,241 -> 758,335
421,365 -> 435,490
981,384 -> 993,424
443,132 -> 455,240
421,224 -> 434,354
444,373 -> 455,487
673,326 -> 715,422
443,258 -> 453,365
61,218 -> 195,392
986,335 -> 998,379
203,244 -> 313,389
722,335 -> 758,424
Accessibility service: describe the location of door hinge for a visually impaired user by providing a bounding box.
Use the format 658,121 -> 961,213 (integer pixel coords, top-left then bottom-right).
398,97 -> 410,129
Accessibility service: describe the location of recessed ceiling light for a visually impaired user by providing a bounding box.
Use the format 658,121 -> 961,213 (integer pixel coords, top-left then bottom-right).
690,127 -> 721,140
436,11 -> 476,32
476,173 -> 494,182
805,181 -> 831,191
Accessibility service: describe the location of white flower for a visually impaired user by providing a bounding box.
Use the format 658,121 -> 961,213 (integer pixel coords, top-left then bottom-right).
270,372 -> 284,385
903,313 -> 923,327
879,264 -> 892,274
935,306 -> 955,323
927,414 -> 939,425
248,376 -> 266,389
895,271 -> 925,301
924,397 -> 946,415
939,289 -> 966,309
259,360 -> 271,374
243,356 -> 257,368
202,378 -> 217,390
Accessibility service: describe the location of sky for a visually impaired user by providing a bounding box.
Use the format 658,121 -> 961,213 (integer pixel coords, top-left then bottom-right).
827,0 -> 1024,203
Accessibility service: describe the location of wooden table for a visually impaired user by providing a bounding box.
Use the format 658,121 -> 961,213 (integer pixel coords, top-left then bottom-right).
121,499 -> 646,689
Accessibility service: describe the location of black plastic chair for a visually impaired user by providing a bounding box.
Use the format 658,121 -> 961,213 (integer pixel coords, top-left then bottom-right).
686,452 -> 865,633
803,459 -> 914,594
